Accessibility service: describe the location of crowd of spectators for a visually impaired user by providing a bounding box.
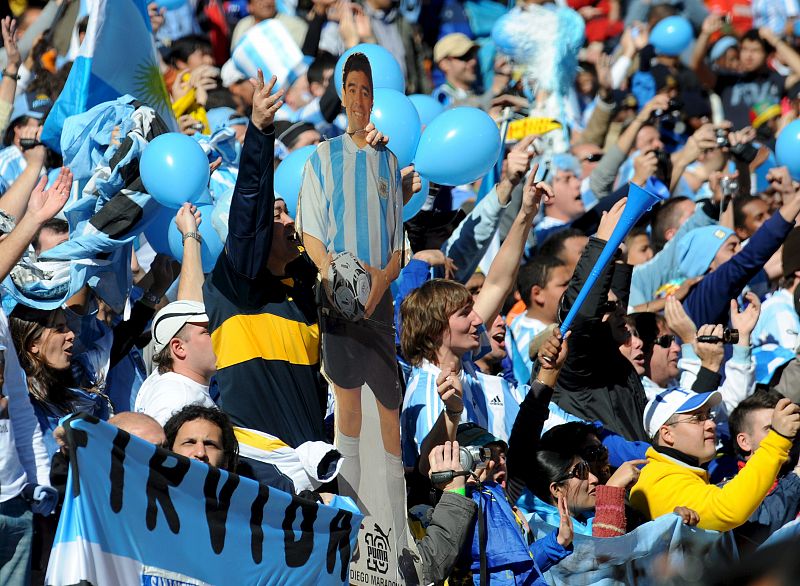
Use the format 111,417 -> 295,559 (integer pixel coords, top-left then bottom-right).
6,0 -> 800,584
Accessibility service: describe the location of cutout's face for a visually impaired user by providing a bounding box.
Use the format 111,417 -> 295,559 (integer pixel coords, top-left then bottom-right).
342,69 -> 373,133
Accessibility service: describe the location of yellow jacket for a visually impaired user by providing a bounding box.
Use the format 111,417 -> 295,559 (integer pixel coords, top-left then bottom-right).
630,430 -> 792,531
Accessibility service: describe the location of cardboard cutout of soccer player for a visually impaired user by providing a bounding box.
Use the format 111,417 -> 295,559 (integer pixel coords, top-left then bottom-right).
298,53 -> 413,584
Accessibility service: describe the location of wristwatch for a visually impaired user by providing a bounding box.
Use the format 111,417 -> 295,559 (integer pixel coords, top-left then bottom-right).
182,231 -> 202,245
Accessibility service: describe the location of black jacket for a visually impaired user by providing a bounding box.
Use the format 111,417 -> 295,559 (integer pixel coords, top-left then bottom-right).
551,237 -> 649,442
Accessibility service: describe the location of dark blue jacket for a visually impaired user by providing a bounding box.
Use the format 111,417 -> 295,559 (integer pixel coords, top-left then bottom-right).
734,469 -> 800,550
683,212 -> 794,327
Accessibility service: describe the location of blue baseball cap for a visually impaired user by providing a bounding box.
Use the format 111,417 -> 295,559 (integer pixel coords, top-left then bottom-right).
11,92 -> 53,123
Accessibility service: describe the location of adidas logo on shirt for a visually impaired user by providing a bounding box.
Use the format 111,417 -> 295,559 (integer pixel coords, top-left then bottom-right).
489,395 -> 503,406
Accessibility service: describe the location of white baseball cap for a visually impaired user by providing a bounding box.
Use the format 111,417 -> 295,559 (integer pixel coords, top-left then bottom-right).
643,387 -> 722,439
151,300 -> 209,354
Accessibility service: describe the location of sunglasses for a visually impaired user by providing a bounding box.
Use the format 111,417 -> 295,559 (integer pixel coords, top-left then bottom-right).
583,153 -> 603,163
452,50 -> 478,62
580,443 -> 608,463
601,299 -> 622,314
556,460 -> 591,483
653,334 -> 676,348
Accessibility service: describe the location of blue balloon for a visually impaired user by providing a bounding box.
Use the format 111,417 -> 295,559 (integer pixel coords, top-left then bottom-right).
196,188 -> 213,205
777,120 -> 800,180
155,0 -> 186,10
140,133 -> 210,209
403,177 -> 429,222
334,44 -> 405,99
371,89 -> 421,168
413,107 -> 501,186
167,203 -> 224,273
274,145 -> 317,217
650,16 -> 694,56
142,205 -> 175,256
408,94 -> 444,128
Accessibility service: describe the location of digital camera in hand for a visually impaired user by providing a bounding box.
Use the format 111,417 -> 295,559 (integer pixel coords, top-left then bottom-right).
697,328 -> 739,344
460,445 -> 491,472
328,251 -> 371,321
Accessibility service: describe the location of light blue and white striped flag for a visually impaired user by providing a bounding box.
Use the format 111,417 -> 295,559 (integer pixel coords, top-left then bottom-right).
41,0 -> 176,151
231,19 -> 308,92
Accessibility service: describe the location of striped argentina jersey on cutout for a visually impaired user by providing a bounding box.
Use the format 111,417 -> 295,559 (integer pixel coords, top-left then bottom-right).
400,359 -> 528,467
297,133 -> 403,270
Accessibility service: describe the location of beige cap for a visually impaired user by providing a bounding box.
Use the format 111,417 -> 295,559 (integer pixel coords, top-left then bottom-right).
433,33 -> 478,63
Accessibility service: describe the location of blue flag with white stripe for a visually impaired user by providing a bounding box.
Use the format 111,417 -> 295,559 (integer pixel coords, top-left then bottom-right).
47,413 -> 362,586
41,0 -> 176,151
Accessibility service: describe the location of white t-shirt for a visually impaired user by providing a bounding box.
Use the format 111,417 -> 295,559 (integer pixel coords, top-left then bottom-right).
134,371 -> 215,426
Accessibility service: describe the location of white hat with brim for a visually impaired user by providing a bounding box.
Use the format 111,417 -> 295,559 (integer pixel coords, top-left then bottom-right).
643,387 -> 722,439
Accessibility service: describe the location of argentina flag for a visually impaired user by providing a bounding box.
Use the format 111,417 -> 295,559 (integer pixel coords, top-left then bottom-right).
47,414 -> 362,586
41,0 -> 176,151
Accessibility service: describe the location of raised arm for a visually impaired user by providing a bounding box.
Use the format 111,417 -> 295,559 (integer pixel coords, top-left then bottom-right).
759,27 -> 800,84
0,18 -> 20,136
0,168 -> 71,283
224,72 -> 284,279
175,203 -> 204,301
473,161 -> 551,328
691,14 -> 722,89
444,137 -> 535,283
505,330 -> 568,504
0,129 -> 46,221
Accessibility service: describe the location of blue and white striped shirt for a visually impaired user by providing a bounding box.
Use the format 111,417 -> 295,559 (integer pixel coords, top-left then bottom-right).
752,0 -> 799,35
298,134 -> 403,269
400,358 -> 527,467
506,314 -> 549,388
0,146 -> 26,195
752,288 -> 800,351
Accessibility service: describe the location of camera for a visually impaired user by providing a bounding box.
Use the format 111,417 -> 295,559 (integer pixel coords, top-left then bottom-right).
715,128 -> 729,149
696,328 -> 740,344
720,176 -> 739,198
460,445 -> 490,472
652,98 -> 683,125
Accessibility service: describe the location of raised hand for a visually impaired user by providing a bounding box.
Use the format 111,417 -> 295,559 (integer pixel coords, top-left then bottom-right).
250,71 -> 284,131
556,492 -> 574,547
428,440 -> 465,492
665,296 -> 697,345
772,398 -> 800,439
26,168 -> 73,225
521,162 -> 554,215
436,365 -> 464,416
694,324 -> 724,373
1,17 -> 20,71
175,202 -> 202,235
505,136 -> 536,186
730,292 -> 760,344
596,197 -> 627,241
